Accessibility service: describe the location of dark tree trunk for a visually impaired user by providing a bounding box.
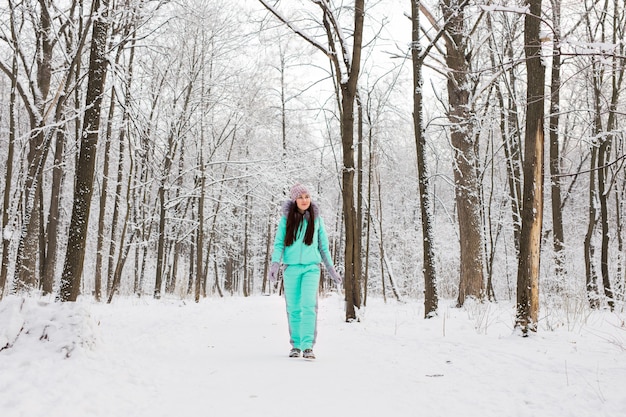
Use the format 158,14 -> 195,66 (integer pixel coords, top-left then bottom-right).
1,37 -> 19,298
549,0 -> 566,284
258,0 -> 365,321
411,0 -> 438,317
59,0 -> 111,302
341,0 -> 365,322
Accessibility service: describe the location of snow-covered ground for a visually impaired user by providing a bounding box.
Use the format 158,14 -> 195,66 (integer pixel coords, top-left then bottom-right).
1,293 -> 625,417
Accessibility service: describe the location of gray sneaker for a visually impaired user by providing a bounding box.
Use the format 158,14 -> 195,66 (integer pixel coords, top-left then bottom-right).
302,349 -> 316,360
289,348 -> 301,358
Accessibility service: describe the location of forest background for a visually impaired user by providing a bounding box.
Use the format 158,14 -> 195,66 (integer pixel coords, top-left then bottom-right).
0,0 -> 625,329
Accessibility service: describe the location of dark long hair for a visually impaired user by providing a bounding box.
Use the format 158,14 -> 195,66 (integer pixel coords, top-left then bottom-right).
285,202 -> 315,246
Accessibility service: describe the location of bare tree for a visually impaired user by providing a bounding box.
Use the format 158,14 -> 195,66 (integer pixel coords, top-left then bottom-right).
595,0 -> 623,311
484,8 -> 524,271
1,0 -> 91,298
581,0 -> 624,309
0,17 -> 18,298
258,0 -> 365,321
6,0 -> 61,293
59,0 -> 111,302
411,0 -> 438,317
436,0 -> 485,307
548,0 -> 566,285
516,0 -> 545,334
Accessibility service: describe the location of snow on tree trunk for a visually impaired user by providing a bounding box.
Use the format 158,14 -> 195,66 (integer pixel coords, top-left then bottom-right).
59,0 -> 111,302
515,0 -> 545,334
440,0 -> 485,307
411,0 -> 438,317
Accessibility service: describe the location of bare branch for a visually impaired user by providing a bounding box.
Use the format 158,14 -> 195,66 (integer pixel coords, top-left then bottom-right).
257,0 -> 331,56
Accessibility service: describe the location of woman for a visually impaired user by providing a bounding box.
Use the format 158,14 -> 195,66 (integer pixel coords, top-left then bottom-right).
269,183 -> 341,360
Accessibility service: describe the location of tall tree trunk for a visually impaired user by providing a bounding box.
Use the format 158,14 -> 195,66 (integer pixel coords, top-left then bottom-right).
597,0 -> 623,310
42,114 -> 67,295
617,183 -> 626,301
341,84 -> 362,321
195,153 -> 205,303
243,192 -> 251,298
505,66 -> 524,254
106,99 -> 128,295
203,127 -> 237,296
584,145 -> 600,308
13,0 -> 56,293
375,167 -> 387,303
107,137 -> 135,303
134,144 -> 151,297
515,0 -> 545,334
258,0 -> 366,321
485,11 -> 523,274
94,79 -> 116,301
42,3 -> 89,297
613,1 -> 626,302
597,135 -> 614,309
411,0 -> 438,317
363,107 -> 374,307
18,0 -> 56,292
187,219 -> 195,296
262,217 -> 272,294
340,0 -> 365,322
549,0 -> 566,285
584,39 -> 606,309
496,43 -> 524,256
13,130 -> 54,294
154,73 -> 193,297
59,0 -> 111,302
107,30 -> 134,298
0,32 -> 19,298
440,0 -> 485,307
356,93 -> 364,300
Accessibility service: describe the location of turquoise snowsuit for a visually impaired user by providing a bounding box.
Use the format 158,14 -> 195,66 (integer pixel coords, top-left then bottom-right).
271,201 -> 334,351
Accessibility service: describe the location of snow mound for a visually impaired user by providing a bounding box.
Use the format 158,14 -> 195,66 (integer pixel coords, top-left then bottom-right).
0,295 -> 99,358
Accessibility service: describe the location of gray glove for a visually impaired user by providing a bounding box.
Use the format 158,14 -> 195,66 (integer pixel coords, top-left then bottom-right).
269,262 -> 280,283
328,266 -> 342,286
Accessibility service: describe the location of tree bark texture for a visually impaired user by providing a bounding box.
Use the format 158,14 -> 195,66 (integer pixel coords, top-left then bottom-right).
549,0 -> 565,282
515,0 -> 545,333
59,0 -> 110,302
341,0 -> 365,321
411,0 -> 438,317
0,29 -> 19,298
440,0 -> 485,307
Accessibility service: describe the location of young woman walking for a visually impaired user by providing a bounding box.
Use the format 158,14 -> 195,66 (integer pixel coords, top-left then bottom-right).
269,183 -> 341,360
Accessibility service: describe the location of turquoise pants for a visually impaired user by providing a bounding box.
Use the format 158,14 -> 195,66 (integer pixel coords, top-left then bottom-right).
283,264 -> 320,350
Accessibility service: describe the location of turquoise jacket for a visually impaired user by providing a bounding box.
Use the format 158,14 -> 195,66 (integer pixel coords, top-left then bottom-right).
271,201 -> 334,270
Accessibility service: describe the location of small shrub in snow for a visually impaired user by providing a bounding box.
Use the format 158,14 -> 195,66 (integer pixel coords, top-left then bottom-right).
0,296 -> 99,358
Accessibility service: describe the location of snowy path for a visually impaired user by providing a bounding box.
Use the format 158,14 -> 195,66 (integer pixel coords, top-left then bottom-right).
1,295 -> 625,417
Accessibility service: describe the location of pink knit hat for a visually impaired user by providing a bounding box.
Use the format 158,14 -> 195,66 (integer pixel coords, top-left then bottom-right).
289,183 -> 310,201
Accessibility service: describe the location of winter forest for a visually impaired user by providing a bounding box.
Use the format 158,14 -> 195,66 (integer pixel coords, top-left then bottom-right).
1,0 -> 625,332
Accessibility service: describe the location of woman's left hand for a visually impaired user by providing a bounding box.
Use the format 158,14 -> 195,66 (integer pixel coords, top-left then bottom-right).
269,262 -> 280,283
328,267 -> 342,286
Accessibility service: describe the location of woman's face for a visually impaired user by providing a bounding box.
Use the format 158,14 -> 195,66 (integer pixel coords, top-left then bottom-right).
295,193 -> 311,213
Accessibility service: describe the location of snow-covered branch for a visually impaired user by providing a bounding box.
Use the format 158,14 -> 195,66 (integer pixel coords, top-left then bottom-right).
257,0 -> 331,57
